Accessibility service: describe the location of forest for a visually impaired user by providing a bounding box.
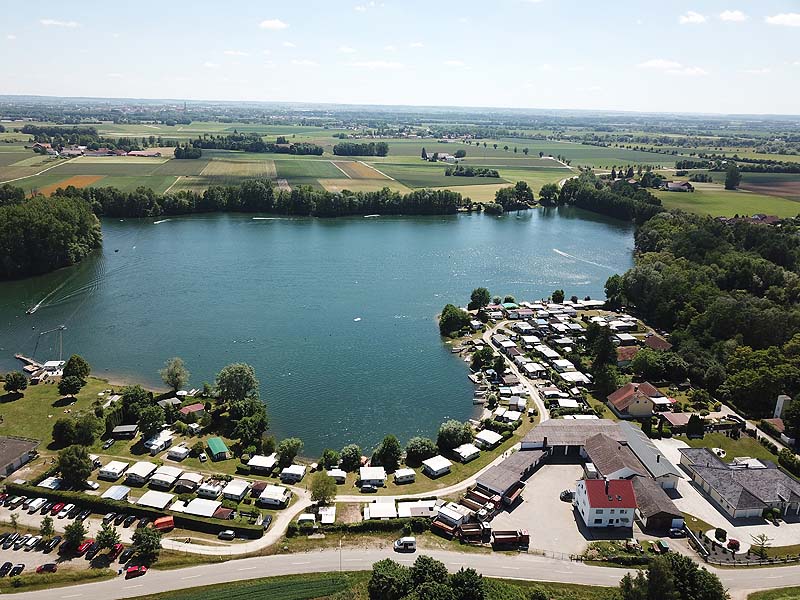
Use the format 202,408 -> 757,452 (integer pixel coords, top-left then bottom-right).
332,141 -> 389,157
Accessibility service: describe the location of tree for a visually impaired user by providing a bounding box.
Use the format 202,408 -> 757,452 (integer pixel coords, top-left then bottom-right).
604,274 -> 625,308
404,437 -> 437,466
437,420 -> 472,451
449,568 -> 486,600
9,513 -> 18,532
631,348 -> 664,380
64,520 -> 87,551
372,434 -> 402,472
539,183 -> 559,207
57,445 -> 93,489
646,557 -> 677,600
159,357 -> 190,391
138,404 -> 165,439
411,555 -> 450,588
724,163 -> 741,190
2,371 -> 27,394
470,347 -> 495,372
39,515 -> 54,542
686,414 -> 705,438
421,147 -> 427,160
469,287 -> 491,310
310,471 -> 337,504
52,417 -> 76,447
439,304 -> 470,336
339,444 -> 362,471
63,354 -> 91,380
751,533 -> 772,558
503,295 -> 516,304
96,522 -> 121,550
319,448 -> 340,469
276,437 -> 304,467
121,384 -> 152,422
551,289 -> 565,304
368,559 -> 411,600
454,149 -> 466,159
58,375 -> 84,398
216,363 -> 259,402
785,400 -> 800,436
74,413 -> 102,446
523,148 -> 529,156
132,527 -> 162,563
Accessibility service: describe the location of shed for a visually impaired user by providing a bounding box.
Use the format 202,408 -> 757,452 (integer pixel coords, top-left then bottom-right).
207,437 -> 230,461
454,443 -> 480,463
222,479 -> 251,502
0,437 -> 39,477
112,424 -> 139,439
101,485 -> 131,501
137,490 -> 174,510
422,455 -> 452,478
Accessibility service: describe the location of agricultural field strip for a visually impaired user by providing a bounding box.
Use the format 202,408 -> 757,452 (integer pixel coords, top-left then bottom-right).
0,155 -> 74,184
329,161 -> 352,178
359,161 -> 396,181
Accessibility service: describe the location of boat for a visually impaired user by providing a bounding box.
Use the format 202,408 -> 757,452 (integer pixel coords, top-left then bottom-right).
467,374 -> 481,384
363,214 -> 380,218
26,304 -> 39,315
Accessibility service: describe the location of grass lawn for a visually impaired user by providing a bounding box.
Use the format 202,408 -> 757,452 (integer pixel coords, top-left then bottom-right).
373,163 -> 507,188
748,587 -> 800,600
682,512 -> 715,536
0,567 -> 115,594
676,432 -> 778,464
655,184 -> 800,218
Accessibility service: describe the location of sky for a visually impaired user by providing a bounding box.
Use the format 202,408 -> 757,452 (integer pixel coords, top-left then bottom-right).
2,0 -> 800,115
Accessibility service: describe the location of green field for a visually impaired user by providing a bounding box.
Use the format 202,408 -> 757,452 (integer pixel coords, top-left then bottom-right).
655,183 -> 800,218
748,587 -> 800,600
375,163 -> 508,188
676,432 -> 779,464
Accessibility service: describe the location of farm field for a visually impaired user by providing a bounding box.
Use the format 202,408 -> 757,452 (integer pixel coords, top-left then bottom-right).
374,162 -> 508,188
739,171 -> 800,202
654,183 -> 800,218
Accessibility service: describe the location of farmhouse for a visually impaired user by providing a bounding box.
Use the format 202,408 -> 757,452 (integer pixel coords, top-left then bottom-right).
664,181 -> 694,192
574,478 -> 636,529
584,434 -> 647,480
422,455 -> 452,478
359,466 -> 387,487
616,346 -> 639,367
0,437 -> 39,477
125,461 -> 157,485
644,335 -> 672,352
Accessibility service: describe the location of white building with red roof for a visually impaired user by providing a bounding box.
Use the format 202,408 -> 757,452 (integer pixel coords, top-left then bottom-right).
574,478 -> 636,528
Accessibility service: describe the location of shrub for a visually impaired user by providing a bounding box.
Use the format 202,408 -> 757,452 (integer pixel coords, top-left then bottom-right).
715,528 -> 727,542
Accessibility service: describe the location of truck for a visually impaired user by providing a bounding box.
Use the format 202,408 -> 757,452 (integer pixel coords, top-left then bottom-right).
458,521 -> 491,543
491,529 -> 529,549
153,516 -> 174,532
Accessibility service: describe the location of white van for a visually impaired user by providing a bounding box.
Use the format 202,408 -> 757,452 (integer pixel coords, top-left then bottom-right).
393,536 -> 416,553
27,498 -> 46,514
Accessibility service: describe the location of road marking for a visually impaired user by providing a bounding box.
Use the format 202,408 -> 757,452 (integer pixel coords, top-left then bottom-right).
182,575 -> 203,579
766,576 -> 784,579
291,561 -> 310,565
64,595 -> 82,598
330,161 -> 352,179
125,584 -> 143,589
237,566 -> 258,571
501,566 -> 520,570
343,558 -> 362,562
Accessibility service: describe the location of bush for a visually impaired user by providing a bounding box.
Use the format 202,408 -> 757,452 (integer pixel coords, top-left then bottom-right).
715,528 -> 727,542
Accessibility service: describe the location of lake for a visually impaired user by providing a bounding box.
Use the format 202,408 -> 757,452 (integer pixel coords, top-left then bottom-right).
0,209 -> 634,454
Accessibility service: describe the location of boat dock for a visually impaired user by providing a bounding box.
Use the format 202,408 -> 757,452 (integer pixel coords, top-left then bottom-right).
14,354 -> 42,373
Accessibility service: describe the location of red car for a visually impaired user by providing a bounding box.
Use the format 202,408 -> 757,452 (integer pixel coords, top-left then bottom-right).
50,502 -> 65,516
125,565 -> 147,579
76,539 -> 95,556
108,543 -> 124,560
36,563 -> 58,574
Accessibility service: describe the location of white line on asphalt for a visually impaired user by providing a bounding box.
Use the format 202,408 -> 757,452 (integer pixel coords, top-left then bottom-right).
63,595 -> 82,598
291,561 -> 310,565
237,566 -> 258,571
766,576 -> 784,579
343,558 -> 362,562
182,575 -> 203,579
501,566 -> 521,570
125,584 -> 143,589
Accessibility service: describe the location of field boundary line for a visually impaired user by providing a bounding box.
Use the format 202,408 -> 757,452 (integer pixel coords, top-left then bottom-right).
358,161 -> 395,181
164,176 -> 182,194
0,155 -> 76,185
330,160 -> 352,179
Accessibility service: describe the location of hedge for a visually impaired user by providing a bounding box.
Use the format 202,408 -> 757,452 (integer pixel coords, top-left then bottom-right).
4,483 -> 263,539
287,517 -> 430,537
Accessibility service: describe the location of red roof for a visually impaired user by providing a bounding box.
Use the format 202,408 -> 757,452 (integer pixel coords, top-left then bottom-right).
606,381 -> 661,411
584,479 -> 637,509
179,402 -> 205,415
616,346 -> 639,362
645,336 -> 673,351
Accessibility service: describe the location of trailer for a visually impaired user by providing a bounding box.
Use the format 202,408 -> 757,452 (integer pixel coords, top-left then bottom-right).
491,529 -> 529,549
460,497 -> 484,512
459,521 -> 491,543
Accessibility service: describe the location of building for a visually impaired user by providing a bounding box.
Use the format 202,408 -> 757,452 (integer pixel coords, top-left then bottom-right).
574,479 -> 636,528
280,464 -> 307,483
167,445 -> 190,461
365,501 -> 398,520
476,449 -> 545,503
618,422 -> 681,489
584,434 -> 647,480
101,485 -> 131,501
150,465 -> 183,489
616,346 -> 639,367
174,472 -> 204,493
126,461 -> 157,485
143,430 -> 173,456
157,397 -> 181,409
327,468 -> 347,484
394,468 -> 416,484
454,443 -> 480,463
474,429 -> 503,450
606,382 -> 672,418
257,484 -> 291,508
196,480 -> 224,499
183,498 -> 221,518
679,447 -> 800,518
422,455 -> 452,478
522,419 -> 625,455
137,490 -> 174,510
221,479 -> 251,502
207,437 -> 229,461
665,181 -> 694,192
359,466 -> 387,487
0,437 -> 39,477
98,460 -> 129,480
179,403 -> 206,418
644,335 -> 672,352
631,477 -> 684,531
112,424 -> 139,439
248,453 -> 277,474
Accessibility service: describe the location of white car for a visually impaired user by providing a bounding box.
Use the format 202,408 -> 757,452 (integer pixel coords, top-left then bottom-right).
57,503 -> 75,518
199,452 -> 208,463
27,498 -> 46,514
393,536 -> 417,552
24,535 -> 41,551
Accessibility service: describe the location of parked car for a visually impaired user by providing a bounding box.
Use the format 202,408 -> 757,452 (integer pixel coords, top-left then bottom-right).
125,565 -> 147,579
123,515 -> 137,528
137,517 -> 151,529
0,533 -> 8,545
7,496 -> 25,510
119,548 -> 134,564
102,439 -> 115,450
76,539 -> 95,556
57,503 -> 75,518
21,497 -> 36,510
559,490 -> 574,502
68,505 -> 82,519
0,493 -> 8,503
77,509 -> 91,522
85,542 -> 100,560
27,498 -> 46,513
108,543 -> 124,560
13,535 -> 31,551
393,536 -> 417,553
24,536 -> 42,551
669,528 -> 686,538
361,484 -> 377,493
217,530 -> 235,541
262,514 -> 273,531
9,564 -> 24,577
2,533 -> 19,550
44,536 -> 62,553
36,563 -> 58,574
199,452 -> 208,462
114,513 -> 127,526
50,502 -> 65,516
102,512 -> 116,524
85,481 -> 100,491
40,501 -> 54,515
0,562 -> 11,577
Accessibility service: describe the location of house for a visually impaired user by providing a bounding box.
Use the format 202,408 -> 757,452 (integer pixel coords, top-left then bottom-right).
0,437 -> 39,477
98,460 -> 129,480
257,484 -> 291,508
422,455 -> 452,478
207,437 -> 230,461
616,346 -> 639,367
137,490 -> 174,510
618,422 -> 681,489
365,501 -> 398,520
196,480 -> 224,499
606,382 -> 667,418
679,448 -> 800,518
552,359 -> 576,373
167,445 -> 190,461
631,477 -> 684,531
574,479 -> 636,528
149,465 -> 183,489
280,464 -> 307,483
359,466 -> 387,487
558,371 -> 591,385
469,320 -> 484,332
665,181 -> 694,192
584,434 -> 647,480
183,498 -> 221,518
474,429 -> 503,450
327,468 -> 347,484
476,449 -> 545,504
522,362 -> 546,378
127,150 -> 162,157
394,468 -> 416,484
534,345 -> 560,361
112,424 -> 139,439
157,397 -> 181,409
179,403 -> 206,418
499,409 -> 522,423
221,479 -> 251,502
126,461 -> 157,485
101,485 -> 131,501
644,335 -> 672,352
454,443 -> 480,463
248,453 -> 277,474
174,472 -> 204,493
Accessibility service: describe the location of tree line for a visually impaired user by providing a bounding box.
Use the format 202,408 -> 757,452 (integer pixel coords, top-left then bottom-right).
676,157 -> 800,174
190,133 -> 323,155
445,165 -> 499,178
332,141 -> 389,157
173,145 -> 202,159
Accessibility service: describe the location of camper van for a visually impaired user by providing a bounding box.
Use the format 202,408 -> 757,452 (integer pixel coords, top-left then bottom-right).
393,536 -> 417,553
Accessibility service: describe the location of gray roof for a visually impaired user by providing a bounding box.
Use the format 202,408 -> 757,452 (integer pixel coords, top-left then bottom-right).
0,436 -> 38,468
584,434 -> 646,478
113,424 -> 139,433
619,422 -> 680,479
476,449 -> 545,496
631,476 -> 682,519
523,419 -> 624,447
679,447 -> 727,469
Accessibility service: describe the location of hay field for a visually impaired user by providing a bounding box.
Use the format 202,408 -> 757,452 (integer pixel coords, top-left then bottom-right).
37,175 -> 103,196
318,178 -> 411,194
655,183 -> 800,218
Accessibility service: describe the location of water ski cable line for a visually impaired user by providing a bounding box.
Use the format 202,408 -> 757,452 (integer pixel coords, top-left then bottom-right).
552,248 -> 614,271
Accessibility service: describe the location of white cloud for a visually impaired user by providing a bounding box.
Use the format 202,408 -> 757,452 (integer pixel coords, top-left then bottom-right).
635,19 -> 643,25
354,1 -> 382,11
107,73 -> 123,79
719,10 -> 747,22
282,41 -> 296,48
678,11 -> 707,24
224,50 -> 249,56
637,58 -> 683,70
667,66 -> 708,76
384,45 -> 397,51
765,13 -> 800,27
291,59 -> 318,67
345,60 -> 404,70
259,19 -> 288,30
40,18 -> 79,28
203,61 -> 220,69
338,46 -> 356,54
741,67 -> 771,74
577,85 -> 602,92
6,34 -> 16,40
539,63 -> 553,72
444,60 -> 465,67
409,42 -> 424,48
